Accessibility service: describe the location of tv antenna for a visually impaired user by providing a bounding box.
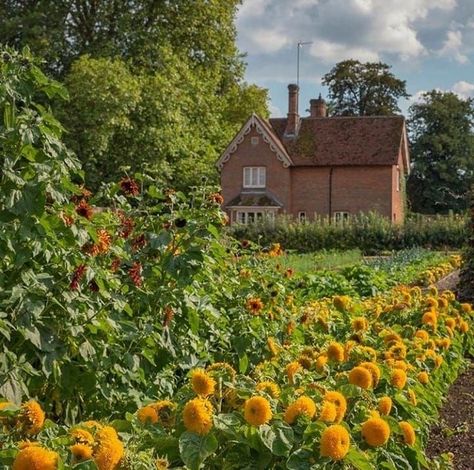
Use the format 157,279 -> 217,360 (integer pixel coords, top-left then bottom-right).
297,41 -> 313,87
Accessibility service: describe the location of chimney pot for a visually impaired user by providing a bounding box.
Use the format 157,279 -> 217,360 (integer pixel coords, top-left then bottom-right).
310,95 -> 327,118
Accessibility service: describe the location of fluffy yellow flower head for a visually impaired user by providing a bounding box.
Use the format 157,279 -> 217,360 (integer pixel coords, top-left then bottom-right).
286,361 -> 302,385
183,398 -> 213,435
362,417 -> 390,447
422,311 -> 437,328
327,342 -> 345,362
320,424 -> 350,461
12,446 -> 58,470
256,381 -> 280,399
378,397 -> 392,416
390,368 -> 407,389
461,303 -> 472,314
137,405 -> 159,425
352,317 -> 368,332
324,391 -> 347,423
315,354 -> 328,371
399,421 -> 416,446
93,426 -> 124,470
71,444 -> 93,462
415,330 -> 430,341
151,401 -> 176,428
319,401 -> 337,423
359,362 -> 381,387
418,371 -> 429,385
244,396 -> 272,426
348,366 -> 373,389
71,428 -> 94,446
284,396 -> 317,424
407,389 -> 417,406
191,369 -> 216,396
333,295 -> 350,311
20,400 -> 45,435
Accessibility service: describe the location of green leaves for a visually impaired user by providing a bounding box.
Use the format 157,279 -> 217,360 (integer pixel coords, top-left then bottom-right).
178,432 -> 218,470
259,421 -> 294,457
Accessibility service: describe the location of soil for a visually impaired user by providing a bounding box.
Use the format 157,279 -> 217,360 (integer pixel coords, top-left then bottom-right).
426,269 -> 473,470
426,361 -> 474,470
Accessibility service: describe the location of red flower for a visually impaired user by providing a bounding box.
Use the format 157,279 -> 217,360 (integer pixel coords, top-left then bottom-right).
75,199 -> 94,220
132,234 -> 147,252
120,177 -> 140,196
111,258 -> 121,272
129,262 -> 142,287
163,306 -> 175,328
70,265 -> 87,290
209,193 -> 224,205
118,212 -> 134,239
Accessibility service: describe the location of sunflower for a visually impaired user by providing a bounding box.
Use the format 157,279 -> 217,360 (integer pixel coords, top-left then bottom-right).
266,337 -> 280,357
12,446 -> 58,470
191,369 -> 216,396
327,342 -> 345,362
348,366 -> 373,389
422,311 -> 437,328
460,320 -> 469,333
320,424 -> 350,461
183,398 -> 213,435
362,417 -> 390,447
359,362 -> 381,387
71,428 -> 94,446
284,396 -> 316,424
414,330 -> 430,341
206,362 -> 237,381
75,199 -> 94,220
93,426 -> 124,470
315,354 -> 328,371
20,400 -> 45,435
155,457 -> 170,469
71,444 -> 93,462
246,297 -> 263,315
417,371 -> 429,385
324,391 -> 347,423
390,368 -> 407,389
319,401 -> 337,423
137,405 -> 158,425
333,295 -> 350,311
244,396 -> 272,426
399,421 -> 416,446
285,361 -> 302,385
461,303 -> 472,314
256,381 -> 280,399
352,317 -> 368,332
378,397 -> 392,416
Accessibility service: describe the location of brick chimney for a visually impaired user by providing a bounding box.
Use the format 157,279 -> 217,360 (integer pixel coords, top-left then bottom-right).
310,94 -> 327,117
284,84 -> 300,137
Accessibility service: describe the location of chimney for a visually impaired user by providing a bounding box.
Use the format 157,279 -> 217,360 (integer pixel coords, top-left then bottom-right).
284,84 -> 300,137
310,94 -> 327,117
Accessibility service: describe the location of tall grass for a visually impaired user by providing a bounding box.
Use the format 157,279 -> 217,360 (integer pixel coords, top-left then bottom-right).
228,212 -> 466,254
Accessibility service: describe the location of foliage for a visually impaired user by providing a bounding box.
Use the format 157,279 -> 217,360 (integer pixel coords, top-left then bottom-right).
407,91 -> 474,214
228,213 -> 467,254
321,60 -> 410,116
0,2 -> 269,190
459,187 -> 474,301
1,283 -> 472,469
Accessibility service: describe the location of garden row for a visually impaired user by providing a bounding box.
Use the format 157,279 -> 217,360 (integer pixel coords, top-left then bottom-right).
1,277 -> 472,469
229,213 -> 466,254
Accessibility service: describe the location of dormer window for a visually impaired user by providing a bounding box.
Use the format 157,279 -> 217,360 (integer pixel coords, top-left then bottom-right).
243,167 -> 266,188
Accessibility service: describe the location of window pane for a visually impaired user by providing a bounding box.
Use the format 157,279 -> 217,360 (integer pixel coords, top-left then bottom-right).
258,168 -> 266,187
247,212 -> 255,223
237,212 -> 245,224
251,169 -> 258,186
243,168 -> 250,187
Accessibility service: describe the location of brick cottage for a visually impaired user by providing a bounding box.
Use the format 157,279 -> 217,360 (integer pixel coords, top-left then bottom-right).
217,84 -> 410,225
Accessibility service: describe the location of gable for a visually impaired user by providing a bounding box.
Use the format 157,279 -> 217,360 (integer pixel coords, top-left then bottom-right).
216,114 -> 293,170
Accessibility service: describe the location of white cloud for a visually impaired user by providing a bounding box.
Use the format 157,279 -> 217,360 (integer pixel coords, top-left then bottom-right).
310,40 -> 379,63
269,102 -> 283,117
439,30 -> 469,63
452,80 -> 474,97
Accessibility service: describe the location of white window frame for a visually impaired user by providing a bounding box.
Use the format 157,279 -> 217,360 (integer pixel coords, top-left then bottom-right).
235,209 -> 275,225
243,167 -> 266,188
333,211 -> 349,224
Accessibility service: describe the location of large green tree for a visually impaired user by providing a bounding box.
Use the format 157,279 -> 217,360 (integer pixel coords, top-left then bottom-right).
407,91 -> 474,213
0,1 -> 269,190
322,60 -> 409,116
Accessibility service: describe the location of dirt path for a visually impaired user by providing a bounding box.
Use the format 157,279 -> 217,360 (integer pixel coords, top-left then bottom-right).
435,269 -> 460,292
426,361 -> 474,470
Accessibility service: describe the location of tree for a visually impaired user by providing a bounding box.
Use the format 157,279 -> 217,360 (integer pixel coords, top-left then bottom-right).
322,60 -> 409,116
407,91 -> 474,213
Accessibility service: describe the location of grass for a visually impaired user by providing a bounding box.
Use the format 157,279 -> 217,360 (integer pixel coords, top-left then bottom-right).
269,249 -> 363,275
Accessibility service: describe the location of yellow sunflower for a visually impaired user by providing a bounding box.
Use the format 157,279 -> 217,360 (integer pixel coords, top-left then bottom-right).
191,369 -> 216,396
362,417 -> 390,447
244,396 -> 272,426
183,398 -> 213,435
320,424 -> 350,461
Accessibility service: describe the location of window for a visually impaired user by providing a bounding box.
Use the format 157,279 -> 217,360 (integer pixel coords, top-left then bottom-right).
298,211 -> 306,222
235,210 -> 272,225
243,167 -> 266,188
251,136 -> 259,146
333,211 -> 349,224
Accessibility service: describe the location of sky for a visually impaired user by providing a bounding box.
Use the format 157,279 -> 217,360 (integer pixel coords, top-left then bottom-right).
236,0 -> 474,117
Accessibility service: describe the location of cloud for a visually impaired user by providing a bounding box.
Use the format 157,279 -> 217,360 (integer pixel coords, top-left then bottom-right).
452,80 -> 474,97
438,30 -> 469,63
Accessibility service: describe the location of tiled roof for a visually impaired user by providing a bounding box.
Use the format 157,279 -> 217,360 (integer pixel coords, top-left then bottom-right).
268,116 -> 405,167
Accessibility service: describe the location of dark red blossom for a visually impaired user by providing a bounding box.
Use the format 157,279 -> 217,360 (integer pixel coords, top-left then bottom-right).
118,212 -> 134,239
120,177 -> 140,196
75,199 -> 94,220
163,306 -> 175,328
89,280 -> 99,292
111,258 -> 121,272
70,265 -> 87,290
129,262 -> 142,287
132,234 -> 147,252
209,192 -> 224,205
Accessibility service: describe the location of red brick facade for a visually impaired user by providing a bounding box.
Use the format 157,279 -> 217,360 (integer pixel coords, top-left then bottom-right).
217,85 -> 409,225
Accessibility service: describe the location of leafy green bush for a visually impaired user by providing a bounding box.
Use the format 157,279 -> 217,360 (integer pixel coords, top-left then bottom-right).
459,188 -> 474,301
229,212 -> 466,254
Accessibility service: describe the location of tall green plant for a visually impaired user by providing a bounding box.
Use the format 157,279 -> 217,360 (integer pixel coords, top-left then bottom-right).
459,187 -> 474,301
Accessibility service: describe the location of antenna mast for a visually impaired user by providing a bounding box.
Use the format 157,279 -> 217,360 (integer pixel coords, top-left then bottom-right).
297,41 -> 313,87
